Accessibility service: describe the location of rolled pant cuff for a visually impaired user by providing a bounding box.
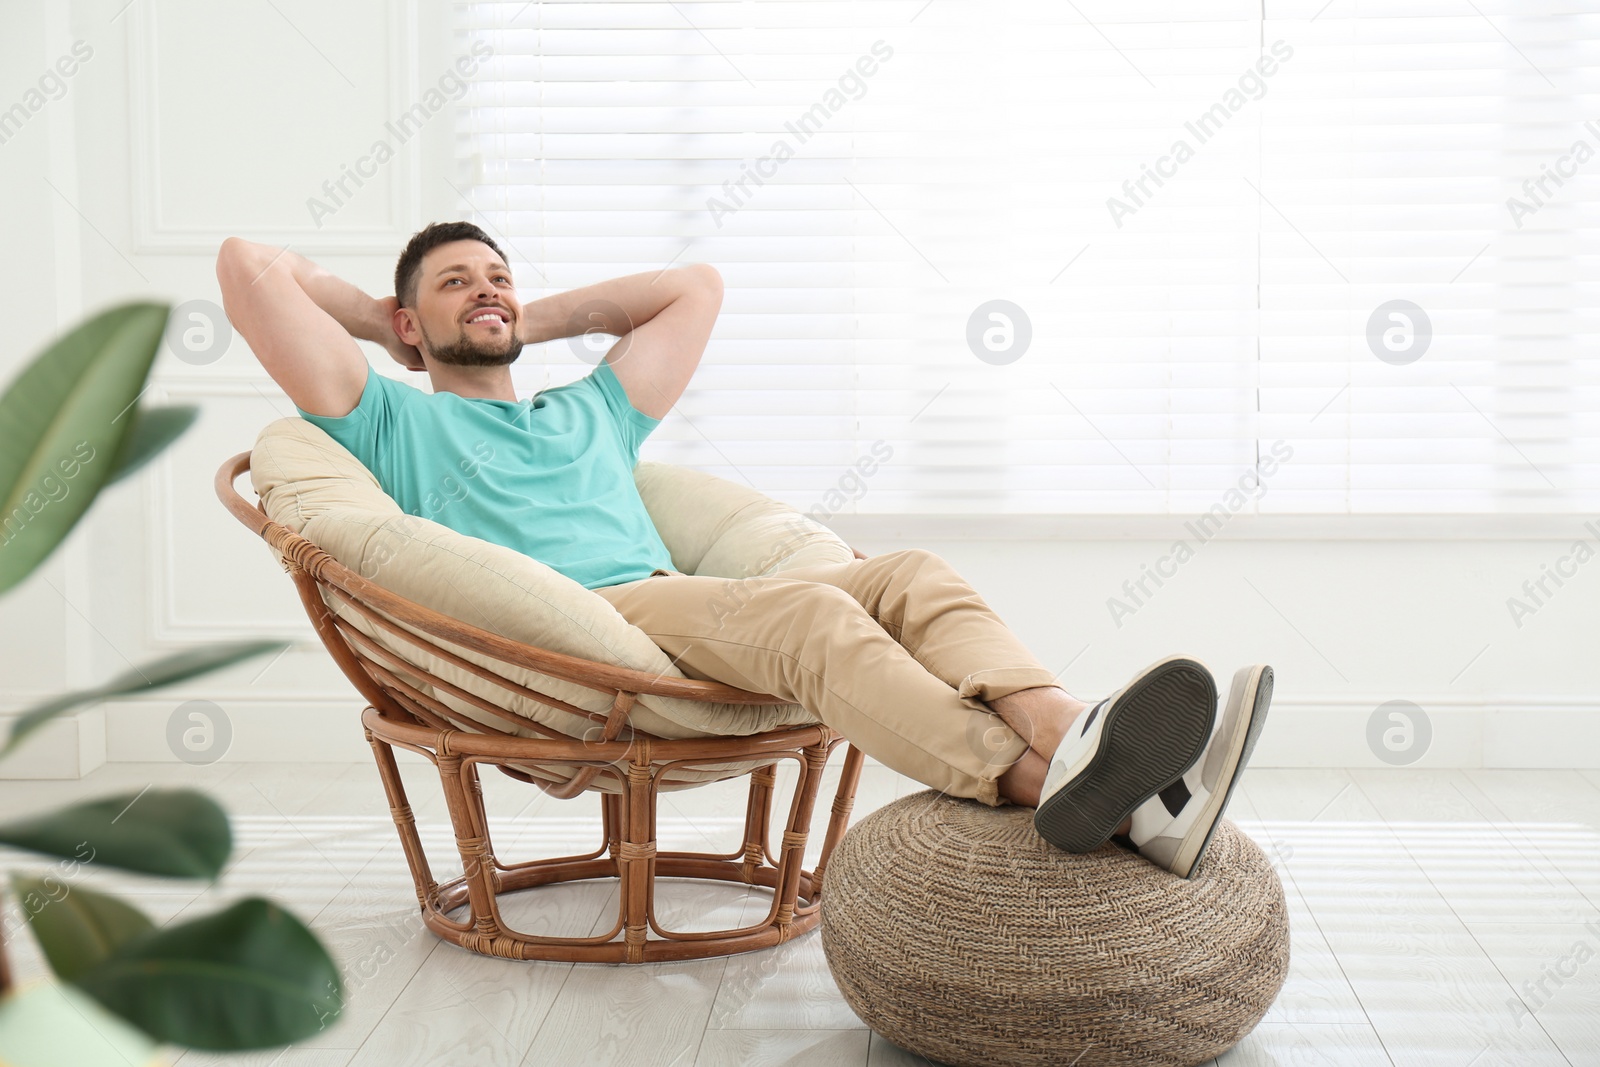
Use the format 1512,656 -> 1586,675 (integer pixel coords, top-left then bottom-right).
969,731 -> 1031,807
956,666 -> 1063,712
956,667 -> 1061,807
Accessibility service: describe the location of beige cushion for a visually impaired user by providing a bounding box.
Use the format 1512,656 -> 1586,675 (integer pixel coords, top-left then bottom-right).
250,417 -> 855,787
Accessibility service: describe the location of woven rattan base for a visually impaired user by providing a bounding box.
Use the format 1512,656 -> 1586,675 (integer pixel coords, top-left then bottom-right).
364,705 -> 864,963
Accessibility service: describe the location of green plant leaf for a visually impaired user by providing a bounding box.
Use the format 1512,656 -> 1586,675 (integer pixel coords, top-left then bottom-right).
0,301 -> 172,596
75,897 -> 343,1051
0,789 -> 231,879
11,875 -> 156,984
104,404 -> 200,486
1,638 -> 289,757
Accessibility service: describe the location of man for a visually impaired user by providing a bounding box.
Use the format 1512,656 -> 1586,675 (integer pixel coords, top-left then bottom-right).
215,221 -> 1273,879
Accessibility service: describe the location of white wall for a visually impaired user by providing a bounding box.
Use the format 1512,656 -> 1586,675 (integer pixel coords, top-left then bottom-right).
1,0 -> 1595,776
0,1 -> 100,776
0,0 -> 461,775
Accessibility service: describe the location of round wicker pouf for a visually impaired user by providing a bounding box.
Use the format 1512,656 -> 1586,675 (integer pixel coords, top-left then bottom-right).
820,791 -> 1290,1067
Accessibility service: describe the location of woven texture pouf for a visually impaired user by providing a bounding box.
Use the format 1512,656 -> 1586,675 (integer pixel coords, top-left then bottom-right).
820,790 -> 1290,1067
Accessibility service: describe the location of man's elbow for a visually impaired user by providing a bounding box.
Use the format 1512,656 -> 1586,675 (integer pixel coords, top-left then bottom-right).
684,262 -> 723,297
217,235 -> 250,266
216,236 -> 258,285
218,236 -> 283,282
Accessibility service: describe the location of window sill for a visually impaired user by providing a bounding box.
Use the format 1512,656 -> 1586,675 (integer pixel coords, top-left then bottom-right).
817,512 -> 1600,542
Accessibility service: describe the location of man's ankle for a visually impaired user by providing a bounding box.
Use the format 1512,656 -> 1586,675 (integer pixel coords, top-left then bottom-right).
990,685 -> 1087,758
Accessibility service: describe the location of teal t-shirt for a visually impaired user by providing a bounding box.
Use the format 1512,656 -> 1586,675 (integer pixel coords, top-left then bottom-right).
294,360 -> 675,590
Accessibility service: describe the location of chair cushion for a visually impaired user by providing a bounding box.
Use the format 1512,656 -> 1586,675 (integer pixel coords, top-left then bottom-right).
250,416 -> 856,752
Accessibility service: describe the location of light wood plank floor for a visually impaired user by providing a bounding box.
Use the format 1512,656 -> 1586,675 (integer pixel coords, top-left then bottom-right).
3,759 -> 1598,1066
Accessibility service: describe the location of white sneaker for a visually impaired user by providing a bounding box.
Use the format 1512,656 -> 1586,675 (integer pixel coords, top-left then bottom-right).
1124,664 -> 1274,878
1033,655 -> 1217,854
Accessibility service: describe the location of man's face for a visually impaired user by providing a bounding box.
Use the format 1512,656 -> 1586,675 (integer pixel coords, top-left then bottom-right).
408,240 -> 524,367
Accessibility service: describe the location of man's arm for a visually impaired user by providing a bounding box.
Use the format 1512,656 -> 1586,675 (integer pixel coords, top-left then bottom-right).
215,238 -> 422,419
517,264 -> 723,421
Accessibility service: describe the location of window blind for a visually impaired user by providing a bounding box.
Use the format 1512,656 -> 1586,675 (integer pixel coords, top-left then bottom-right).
450,0 -> 1600,516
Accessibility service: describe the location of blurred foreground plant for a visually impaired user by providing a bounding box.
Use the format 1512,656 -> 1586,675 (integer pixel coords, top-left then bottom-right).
0,302 -> 341,1065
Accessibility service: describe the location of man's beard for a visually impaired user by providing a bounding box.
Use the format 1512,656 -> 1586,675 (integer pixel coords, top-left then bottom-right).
420,319 -> 524,367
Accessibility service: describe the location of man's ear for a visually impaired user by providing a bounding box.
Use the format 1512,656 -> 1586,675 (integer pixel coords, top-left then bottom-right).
393,304 -> 421,347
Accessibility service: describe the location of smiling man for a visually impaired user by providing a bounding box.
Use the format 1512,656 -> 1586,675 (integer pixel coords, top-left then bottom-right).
216,222 -> 714,591
215,221 -> 1274,880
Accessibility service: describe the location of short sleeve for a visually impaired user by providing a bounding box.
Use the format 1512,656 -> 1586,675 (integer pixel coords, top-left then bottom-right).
295,363 -> 391,466
587,358 -> 662,460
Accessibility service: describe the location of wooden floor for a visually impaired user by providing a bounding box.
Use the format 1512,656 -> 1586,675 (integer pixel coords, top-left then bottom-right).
3,758 -> 1598,1066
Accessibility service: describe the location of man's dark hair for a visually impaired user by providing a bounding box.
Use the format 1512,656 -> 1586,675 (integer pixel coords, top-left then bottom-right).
393,221 -> 510,309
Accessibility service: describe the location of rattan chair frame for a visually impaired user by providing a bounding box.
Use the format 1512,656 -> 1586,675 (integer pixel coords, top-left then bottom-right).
216,450 -> 865,963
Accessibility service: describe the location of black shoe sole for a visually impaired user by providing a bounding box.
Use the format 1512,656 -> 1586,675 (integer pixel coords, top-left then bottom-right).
1033,658 -> 1217,853
1181,664 -> 1274,879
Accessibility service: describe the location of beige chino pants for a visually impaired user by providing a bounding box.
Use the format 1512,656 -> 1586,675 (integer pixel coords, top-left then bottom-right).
592,548 -> 1060,806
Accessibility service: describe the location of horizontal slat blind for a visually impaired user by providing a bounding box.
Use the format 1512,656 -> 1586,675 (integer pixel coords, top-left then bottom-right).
451,0 -> 1599,515
1259,3 -> 1600,513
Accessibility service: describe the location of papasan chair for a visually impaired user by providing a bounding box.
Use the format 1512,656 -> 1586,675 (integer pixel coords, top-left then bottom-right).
214,416 -> 866,963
